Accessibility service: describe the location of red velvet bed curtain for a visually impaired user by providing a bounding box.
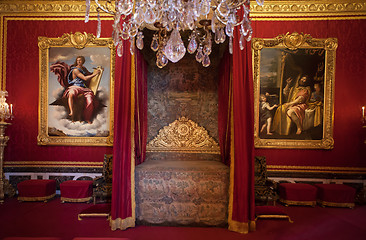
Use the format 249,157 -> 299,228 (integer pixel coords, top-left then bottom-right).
227,25 -> 256,233
110,40 -> 135,230
110,41 -> 147,230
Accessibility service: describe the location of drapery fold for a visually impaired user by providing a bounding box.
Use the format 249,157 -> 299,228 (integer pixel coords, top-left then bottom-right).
134,49 -> 148,165
218,49 -> 232,166
227,25 -> 256,233
110,40 -> 135,231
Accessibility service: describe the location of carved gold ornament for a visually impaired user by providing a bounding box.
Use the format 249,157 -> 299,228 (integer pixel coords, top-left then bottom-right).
146,116 -> 220,154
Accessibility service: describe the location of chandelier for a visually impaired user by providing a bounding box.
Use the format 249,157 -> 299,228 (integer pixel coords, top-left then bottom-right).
85,0 -> 264,68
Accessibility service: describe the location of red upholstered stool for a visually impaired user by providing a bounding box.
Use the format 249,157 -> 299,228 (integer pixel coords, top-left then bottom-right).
17,179 -> 56,202
60,180 -> 93,203
255,205 -> 293,223
279,183 -> 317,207
314,184 -> 356,208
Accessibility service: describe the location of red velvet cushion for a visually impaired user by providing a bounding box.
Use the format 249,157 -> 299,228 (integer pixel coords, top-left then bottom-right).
255,206 -> 287,216
17,180 -> 56,197
314,184 -> 356,203
60,180 -> 93,199
279,183 -> 317,201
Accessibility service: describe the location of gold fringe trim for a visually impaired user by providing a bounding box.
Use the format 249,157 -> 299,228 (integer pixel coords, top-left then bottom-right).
228,220 -> 256,234
61,196 -> 92,203
109,217 -> 135,231
130,49 -> 136,222
317,200 -> 355,209
227,90 -> 235,231
280,198 -> 316,207
18,193 -> 55,202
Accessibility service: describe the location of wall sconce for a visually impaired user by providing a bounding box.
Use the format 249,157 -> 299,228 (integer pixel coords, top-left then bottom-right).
0,90 -> 15,203
362,106 -> 365,127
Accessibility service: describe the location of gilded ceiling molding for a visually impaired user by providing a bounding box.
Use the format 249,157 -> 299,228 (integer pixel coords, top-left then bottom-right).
0,1 -> 364,18
250,0 -> 366,18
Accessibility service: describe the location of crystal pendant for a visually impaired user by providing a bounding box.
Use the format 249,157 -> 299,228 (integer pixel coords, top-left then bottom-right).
215,29 -> 221,44
144,8 -> 157,24
129,23 -> 138,38
156,51 -> 168,68
229,36 -> 233,54
97,11 -> 101,38
151,34 -> 159,52
112,28 -> 120,46
117,0 -> 133,16
203,44 -> 211,55
220,28 -> 226,43
164,28 -> 186,63
85,0 -> 90,23
195,46 -> 204,62
186,12 -> 195,30
121,22 -> 130,40
200,0 -> 211,15
136,31 -> 144,50
239,34 -> 245,50
211,13 -> 216,33
202,54 -> 210,67
130,38 -> 135,55
225,22 -> 234,37
187,36 -> 198,54
134,7 -> 145,26
117,41 -> 123,57
241,20 -> 250,37
245,30 -> 253,42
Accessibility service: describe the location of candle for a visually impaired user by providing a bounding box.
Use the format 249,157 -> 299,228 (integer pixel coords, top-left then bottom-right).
363,106 -> 365,119
10,104 -> 12,115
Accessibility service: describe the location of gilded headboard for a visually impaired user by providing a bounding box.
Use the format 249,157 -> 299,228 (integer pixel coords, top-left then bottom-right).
146,116 -> 220,154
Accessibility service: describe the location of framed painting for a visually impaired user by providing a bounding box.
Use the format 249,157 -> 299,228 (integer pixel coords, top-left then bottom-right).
38,32 -> 115,146
252,32 -> 337,149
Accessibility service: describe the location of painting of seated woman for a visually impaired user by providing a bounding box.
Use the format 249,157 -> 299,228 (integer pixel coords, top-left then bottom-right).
47,47 -> 111,138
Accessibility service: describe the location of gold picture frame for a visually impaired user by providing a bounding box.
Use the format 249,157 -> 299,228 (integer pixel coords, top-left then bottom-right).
38,32 -> 115,146
252,32 -> 337,149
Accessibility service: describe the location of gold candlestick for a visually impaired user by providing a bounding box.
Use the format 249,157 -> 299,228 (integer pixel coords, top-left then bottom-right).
0,90 -> 15,203
0,120 -> 15,203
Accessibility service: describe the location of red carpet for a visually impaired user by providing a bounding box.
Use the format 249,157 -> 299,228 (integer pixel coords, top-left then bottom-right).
1,197 -> 365,240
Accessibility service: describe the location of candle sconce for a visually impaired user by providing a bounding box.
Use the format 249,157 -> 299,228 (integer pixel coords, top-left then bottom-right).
362,106 -> 366,127
0,90 -> 15,203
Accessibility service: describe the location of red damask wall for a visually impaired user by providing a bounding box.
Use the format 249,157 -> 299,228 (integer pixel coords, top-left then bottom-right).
4,19 -> 115,164
3,17 -> 366,170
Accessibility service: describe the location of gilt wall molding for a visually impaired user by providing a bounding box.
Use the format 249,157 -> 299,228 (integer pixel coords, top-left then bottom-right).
251,0 -> 366,18
0,1 -> 365,18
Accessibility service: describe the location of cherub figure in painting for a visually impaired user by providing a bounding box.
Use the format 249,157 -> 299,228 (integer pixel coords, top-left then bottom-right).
259,93 -> 278,135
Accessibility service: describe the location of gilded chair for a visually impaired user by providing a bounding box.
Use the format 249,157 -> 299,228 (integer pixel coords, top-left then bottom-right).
93,154 -> 113,204
254,156 -> 278,205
